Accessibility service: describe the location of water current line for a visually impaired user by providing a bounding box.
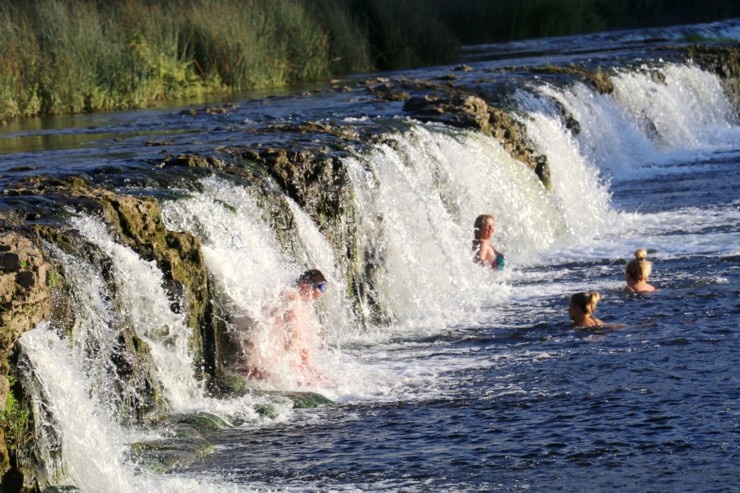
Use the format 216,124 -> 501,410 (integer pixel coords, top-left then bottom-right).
70,214 -> 203,411
14,52 -> 740,493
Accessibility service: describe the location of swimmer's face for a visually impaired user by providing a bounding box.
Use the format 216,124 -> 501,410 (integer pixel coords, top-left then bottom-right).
482,218 -> 495,237
312,281 -> 327,299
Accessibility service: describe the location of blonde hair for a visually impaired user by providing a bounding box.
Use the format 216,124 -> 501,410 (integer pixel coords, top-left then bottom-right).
626,249 -> 652,282
570,291 -> 601,315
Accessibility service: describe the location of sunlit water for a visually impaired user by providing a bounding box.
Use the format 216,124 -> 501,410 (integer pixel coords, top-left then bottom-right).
5,20 -> 739,493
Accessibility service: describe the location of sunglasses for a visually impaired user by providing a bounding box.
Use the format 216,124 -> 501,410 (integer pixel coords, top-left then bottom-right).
315,282 -> 328,293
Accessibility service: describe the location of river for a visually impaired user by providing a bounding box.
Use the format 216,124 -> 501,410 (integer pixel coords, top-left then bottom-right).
2,18 -> 739,493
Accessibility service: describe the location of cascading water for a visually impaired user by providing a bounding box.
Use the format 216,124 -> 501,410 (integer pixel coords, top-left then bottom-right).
7,29 -> 739,491
69,214 -> 203,411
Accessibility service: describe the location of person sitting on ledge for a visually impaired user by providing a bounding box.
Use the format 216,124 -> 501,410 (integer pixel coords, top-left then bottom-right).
625,248 -> 656,293
472,214 -> 506,271
569,291 -> 624,329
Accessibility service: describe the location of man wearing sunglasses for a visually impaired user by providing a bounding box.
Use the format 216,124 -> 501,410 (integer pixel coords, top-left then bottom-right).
245,269 -> 329,386
294,269 -> 328,301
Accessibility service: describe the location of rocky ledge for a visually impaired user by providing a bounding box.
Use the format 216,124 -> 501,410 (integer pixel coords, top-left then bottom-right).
0,43 -> 737,492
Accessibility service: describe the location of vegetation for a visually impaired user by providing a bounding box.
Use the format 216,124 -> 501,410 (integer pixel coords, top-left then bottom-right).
436,0 -> 740,43
0,376 -> 31,453
0,0 -> 737,121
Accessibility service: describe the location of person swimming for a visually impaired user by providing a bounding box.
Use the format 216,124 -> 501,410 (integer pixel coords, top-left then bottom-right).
625,248 -> 656,293
569,291 -> 624,329
472,214 -> 506,271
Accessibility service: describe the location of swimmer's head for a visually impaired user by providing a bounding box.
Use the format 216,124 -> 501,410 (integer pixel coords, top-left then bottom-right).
569,291 -> 600,319
473,214 -> 495,241
626,249 -> 652,282
295,269 -> 327,297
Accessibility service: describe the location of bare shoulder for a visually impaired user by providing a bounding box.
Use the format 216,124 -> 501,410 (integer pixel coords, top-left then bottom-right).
282,288 -> 301,302
478,241 -> 495,262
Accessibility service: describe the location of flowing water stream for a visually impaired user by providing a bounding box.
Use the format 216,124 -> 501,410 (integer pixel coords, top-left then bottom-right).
2,19 -> 739,493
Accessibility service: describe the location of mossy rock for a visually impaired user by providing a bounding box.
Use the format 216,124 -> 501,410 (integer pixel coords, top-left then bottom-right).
168,412 -> 232,433
252,390 -> 332,410
129,436 -> 214,474
282,391 -> 333,409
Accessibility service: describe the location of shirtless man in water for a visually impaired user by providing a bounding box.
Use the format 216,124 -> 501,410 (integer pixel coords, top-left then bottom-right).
245,269 -> 328,385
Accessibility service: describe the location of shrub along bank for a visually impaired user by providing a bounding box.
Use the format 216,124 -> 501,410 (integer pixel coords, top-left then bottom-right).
0,0 -> 738,121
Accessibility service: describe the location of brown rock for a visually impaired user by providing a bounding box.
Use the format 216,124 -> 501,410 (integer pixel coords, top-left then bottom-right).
0,232 -> 51,364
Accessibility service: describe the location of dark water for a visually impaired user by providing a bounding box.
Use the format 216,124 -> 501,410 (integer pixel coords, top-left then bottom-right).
179,155 -> 739,491
3,19 -> 739,493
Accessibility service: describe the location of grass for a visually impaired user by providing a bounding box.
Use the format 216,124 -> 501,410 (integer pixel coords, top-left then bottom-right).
0,0 -> 336,120
0,0 -> 737,121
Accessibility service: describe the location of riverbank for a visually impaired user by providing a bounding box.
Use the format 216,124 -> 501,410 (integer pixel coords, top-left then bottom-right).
1,0 -> 738,122
0,16 -> 739,490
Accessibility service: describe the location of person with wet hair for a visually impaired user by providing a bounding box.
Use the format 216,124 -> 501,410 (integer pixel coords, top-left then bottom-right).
244,269 -> 328,385
472,214 -> 506,271
294,269 -> 328,300
625,248 -> 656,293
569,291 -> 624,329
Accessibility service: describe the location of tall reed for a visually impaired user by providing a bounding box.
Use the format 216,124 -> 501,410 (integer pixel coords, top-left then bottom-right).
0,0 -> 336,120
1,0 -> 737,120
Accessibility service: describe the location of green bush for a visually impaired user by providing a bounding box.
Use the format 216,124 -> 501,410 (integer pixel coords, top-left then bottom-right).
0,376 -> 31,453
0,0 -> 737,120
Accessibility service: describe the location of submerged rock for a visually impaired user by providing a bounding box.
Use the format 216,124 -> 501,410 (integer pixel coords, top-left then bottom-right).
283,391 -> 333,408
129,432 -> 214,474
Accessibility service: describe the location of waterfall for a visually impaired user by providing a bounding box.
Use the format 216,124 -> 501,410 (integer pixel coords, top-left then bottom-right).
18,328 -> 251,493
517,63 -> 739,181
9,51 -> 739,492
70,214 -> 204,411
162,123 -> 607,337
611,64 -> 737,151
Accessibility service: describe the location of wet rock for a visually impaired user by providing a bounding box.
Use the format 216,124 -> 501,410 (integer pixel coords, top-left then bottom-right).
530,64 -> 615,94
7,176 -> 209,349
367,82 -> 411,101
2,178 -> 210,426
170,412 -> 232,432
684,44 -> 740,117
129,432 -> 214,473
264,121 -> 362,141
1,252 -> 20,272
0,231 -> 52,484
179,103 -> 239,118
403,94 -> 492,132
283,391 -> 333,408
0,466 -> 24,493
402,94 -> 549,187
158,153 -> 227,170
0,232 -> 51,374
0,377 -> 8,413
